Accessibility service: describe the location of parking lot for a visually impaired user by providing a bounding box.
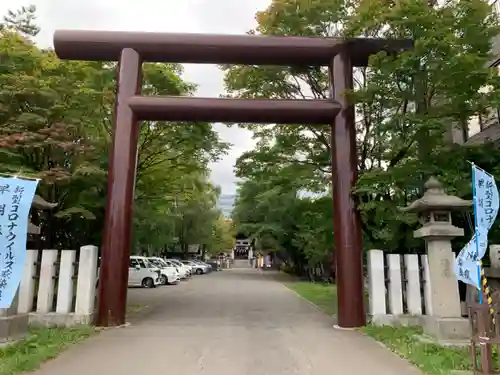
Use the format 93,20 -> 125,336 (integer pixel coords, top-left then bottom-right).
32,268 -> 419,375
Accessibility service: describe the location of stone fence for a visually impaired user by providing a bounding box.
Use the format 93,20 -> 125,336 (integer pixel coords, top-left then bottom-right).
367,249 -> 433,325
367,248 -> 499,326
17,246 -> 98,326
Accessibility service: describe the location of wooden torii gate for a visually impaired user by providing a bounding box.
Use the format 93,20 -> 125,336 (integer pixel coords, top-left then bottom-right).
53,30 -> 410,328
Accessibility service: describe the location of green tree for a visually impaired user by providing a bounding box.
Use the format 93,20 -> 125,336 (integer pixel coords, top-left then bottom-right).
232,170 -> 333,278
206,216 -> 236,255
0,29 -> 109,247
1,6 -> 229,253
228,0 -> 500,274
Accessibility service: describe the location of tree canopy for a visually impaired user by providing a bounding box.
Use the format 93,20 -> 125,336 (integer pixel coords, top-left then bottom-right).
0,6 -> 232,257
228,0 -> 500,277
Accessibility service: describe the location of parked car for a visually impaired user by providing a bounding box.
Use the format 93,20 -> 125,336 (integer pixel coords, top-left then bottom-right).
180,260 -> 199,274
190,259 -> 212,274
182,260 -> 208,275
166,258 -> 191,279
196,259 -> 213,271
198,260 -> 214,273
177,260 -> 193,275
129,256 -> 162,288
148,257 -> 180,285
163,259 -> 187,280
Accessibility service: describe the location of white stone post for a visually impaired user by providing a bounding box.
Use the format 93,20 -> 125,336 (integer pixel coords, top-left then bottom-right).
75,245 -> 98,323
387,254 -> 403,316
18,249 -> 38,314
367,250 -> 386,322
56,250 -> 76,314
37,249 -> 58,313
404,254 -> 422,315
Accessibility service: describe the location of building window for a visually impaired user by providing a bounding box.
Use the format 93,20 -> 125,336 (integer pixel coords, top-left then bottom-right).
465,62 -> 500,140
466,110 -> 498,140
467,115 -> 480,139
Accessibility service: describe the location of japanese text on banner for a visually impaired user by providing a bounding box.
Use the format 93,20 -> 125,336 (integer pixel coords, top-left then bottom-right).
454,233 -> 481,289
0,177 -> 38,308
474,166 -> 499,232
469,227 -> 489,262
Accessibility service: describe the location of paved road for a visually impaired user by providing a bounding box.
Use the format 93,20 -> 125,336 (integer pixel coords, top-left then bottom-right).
30,269 -> 419,375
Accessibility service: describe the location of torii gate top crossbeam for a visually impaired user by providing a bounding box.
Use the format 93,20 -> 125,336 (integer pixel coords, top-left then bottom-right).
53,30 -> 411,67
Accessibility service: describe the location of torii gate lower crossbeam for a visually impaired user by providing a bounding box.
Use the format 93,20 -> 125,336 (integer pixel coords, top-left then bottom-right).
53,30 -> 411,329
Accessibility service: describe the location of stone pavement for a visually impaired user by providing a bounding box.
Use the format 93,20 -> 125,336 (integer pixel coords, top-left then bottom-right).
29,269 -> 420,375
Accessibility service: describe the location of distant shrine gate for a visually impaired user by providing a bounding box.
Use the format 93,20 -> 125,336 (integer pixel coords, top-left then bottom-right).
53,29 -> 410,328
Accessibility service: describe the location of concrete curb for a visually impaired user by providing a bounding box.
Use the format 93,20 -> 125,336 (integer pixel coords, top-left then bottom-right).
333,324 -> 356,331
95,322 -> 131,331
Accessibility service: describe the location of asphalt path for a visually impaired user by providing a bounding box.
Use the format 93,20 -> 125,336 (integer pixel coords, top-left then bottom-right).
29,268 -> 419,375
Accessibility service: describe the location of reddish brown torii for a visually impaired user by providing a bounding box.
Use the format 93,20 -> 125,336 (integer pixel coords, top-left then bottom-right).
53,29 -> 411,328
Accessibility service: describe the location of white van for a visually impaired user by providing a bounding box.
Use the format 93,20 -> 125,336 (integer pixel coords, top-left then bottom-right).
129,256 -> 162,288
166,258 -> 191,279
148,257 -> 180,285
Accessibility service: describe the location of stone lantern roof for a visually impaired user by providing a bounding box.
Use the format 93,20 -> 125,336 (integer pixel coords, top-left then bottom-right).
401,177 -> 472,213
32,195 -> 58,210
29,195 -> 57,235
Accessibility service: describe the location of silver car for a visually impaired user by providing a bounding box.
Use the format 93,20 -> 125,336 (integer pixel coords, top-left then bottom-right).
191,260 -> 212,273
183,260 -> 208,275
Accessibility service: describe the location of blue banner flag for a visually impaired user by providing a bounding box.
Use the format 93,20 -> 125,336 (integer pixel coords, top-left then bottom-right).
475,229 -> 489,261
473,165 -> 499,233
0,177 -> 38,308
454,233 -> 481,289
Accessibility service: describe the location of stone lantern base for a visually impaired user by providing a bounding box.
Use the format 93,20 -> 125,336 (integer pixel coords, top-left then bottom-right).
0,314 -> 29,345
0,292 -> 29,345
422,316 -> 471,343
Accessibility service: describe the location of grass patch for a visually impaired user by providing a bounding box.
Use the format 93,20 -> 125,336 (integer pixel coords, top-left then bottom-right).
0,326 -> 96,375
361,325 -> 472,375
286,281 -> 337,315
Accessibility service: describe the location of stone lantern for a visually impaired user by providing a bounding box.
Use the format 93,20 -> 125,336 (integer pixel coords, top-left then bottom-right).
402,177 -> 472,342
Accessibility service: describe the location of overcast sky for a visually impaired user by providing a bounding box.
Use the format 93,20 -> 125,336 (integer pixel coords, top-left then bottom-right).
1,0 -> 271,194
